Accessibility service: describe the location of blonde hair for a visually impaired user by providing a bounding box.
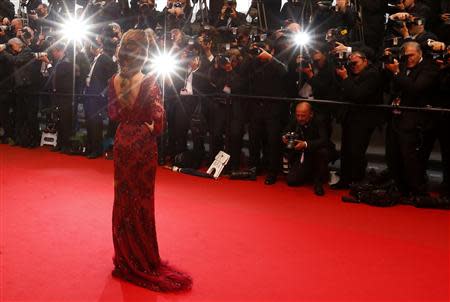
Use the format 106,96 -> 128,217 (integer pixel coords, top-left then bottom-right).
117,29 -> 149,107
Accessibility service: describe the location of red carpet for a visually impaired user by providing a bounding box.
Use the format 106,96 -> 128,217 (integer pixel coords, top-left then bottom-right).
1,144 -> 449,302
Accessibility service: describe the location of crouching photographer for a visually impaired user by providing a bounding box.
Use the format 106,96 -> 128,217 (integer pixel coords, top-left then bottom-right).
283,102 -> 330,196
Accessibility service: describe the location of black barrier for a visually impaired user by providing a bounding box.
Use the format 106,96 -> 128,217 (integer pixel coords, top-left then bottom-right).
28,91 -> 450,113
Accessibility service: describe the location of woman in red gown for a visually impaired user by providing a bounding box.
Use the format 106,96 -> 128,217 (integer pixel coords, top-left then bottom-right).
108,29 -> 192,292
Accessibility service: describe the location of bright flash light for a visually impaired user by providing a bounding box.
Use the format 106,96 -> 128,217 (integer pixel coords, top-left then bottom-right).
60,16 -> 89,43
294,32 -> 311,46
150,53 -> 178,76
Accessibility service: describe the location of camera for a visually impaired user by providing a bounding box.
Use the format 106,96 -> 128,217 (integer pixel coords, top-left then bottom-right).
380,48 -> 402,66
248,46 -> 263,56
384,36 -> 403,48
297,55 -> 312,69
216,54 -> 231,68
430,51 -> 450,63
325,27 -> 349,45
167,1 -> 183,9
34,52 -> 48,59
284,132 -> 299,149
0,25 -> 12,32
334,51 -> 350,68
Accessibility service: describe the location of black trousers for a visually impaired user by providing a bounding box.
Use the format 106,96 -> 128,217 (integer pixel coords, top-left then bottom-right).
421,112 -> 450,193
0,92 -> 15,141
340,117 -> 376,183
248,107 -> 282,176
386,115 -> 427,195
84,96 -> 106,154
173,96 -> 205,156
14,93 -> 39,147
210,97 -> 249,169
55,95 -> 73,148
286,147 -> 329,186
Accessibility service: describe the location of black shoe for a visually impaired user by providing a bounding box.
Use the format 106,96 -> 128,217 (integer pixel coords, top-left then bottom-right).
104,151 -> 113,160
264,174 -> 277,185
87,152 -> 102,159
330,180 -> 350,190
314,183 -> 325,196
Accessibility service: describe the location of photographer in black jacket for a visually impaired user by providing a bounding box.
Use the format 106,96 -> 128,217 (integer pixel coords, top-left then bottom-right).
84,41 -> 117,158
209,48 -> 250,170
332,49 -> 383,189
384,41 -> 439,197
248,40 -> 288,185
0,37 -> 46,147
48,43 -> 75,153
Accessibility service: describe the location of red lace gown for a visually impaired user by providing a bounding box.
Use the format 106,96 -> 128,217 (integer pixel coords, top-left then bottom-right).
108,74 -> 192,292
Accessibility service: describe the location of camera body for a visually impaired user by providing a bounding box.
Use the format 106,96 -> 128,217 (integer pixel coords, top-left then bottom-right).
334,51 -> 350,68
326,27 -> 349,45
0,25 -> 13,32
34,52 -> 47,59
216,54 -> 231,67
285,132 -> 299,149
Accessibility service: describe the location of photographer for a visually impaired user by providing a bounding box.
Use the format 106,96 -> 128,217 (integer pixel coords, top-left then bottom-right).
0,38 -> 47,148
135,0 -> 159,30
391,15 -> 445,59
332,50 -> 383,189
47,43 -> 74,153
279,0 -> 317,28
297,43 -> 340,138
160,0 -> 192,32
311,0 -> 357,37
215,0 -> 246,28
248,40 -> 288,185
436,0 -> 450,44
209,48 -> 250,170
389,0 -> 432,26
0,0 -> 14,21
384,41 -> 439,197
84,41 -> 117,159
283,102 -> 329,196
172,47 -> 211,165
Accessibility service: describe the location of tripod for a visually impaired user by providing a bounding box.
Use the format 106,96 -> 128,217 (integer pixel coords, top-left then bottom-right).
246,0 -> 268,32
350,0 -> 365,43
192,0 -> 209,25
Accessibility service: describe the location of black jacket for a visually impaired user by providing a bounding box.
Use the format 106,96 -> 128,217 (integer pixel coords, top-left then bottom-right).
50,55 -> 74,94
338,64 -> 383,126
85,53 -> 117,95
389,58 -> 439,130
0,0 -> 15,20
284,116 -> 329,153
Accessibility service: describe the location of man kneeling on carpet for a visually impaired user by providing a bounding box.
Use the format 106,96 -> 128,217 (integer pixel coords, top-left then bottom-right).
283,102 -> 330,196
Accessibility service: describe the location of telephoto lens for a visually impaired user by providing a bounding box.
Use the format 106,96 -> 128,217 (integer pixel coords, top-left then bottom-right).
229,167 -> 257,180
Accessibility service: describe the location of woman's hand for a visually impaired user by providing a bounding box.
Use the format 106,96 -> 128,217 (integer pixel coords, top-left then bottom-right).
144,121 -> 154,133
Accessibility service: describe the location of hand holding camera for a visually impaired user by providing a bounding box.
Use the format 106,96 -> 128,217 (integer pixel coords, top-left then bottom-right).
256,47 -> 272,61
440,13 -> 450,23
390,12 -> 410,21
427,39 -> 446,52
34,52 -> 49,63
385,58 -> 400,75
335,65 -> 348,79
